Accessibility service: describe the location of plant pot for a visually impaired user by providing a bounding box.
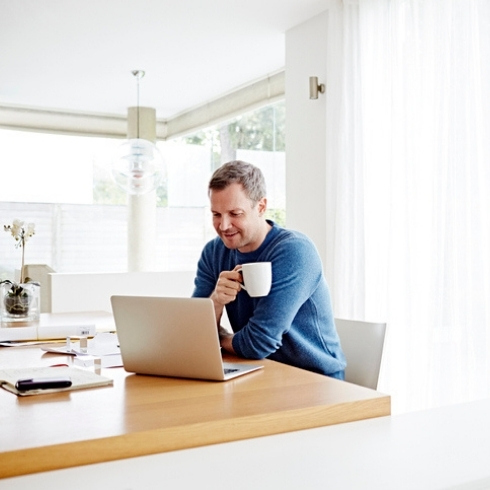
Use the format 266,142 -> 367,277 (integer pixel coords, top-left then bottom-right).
0,282 -> 40,325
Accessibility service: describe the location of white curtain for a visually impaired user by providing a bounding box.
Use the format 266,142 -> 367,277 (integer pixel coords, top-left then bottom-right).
326,0 -> 490,413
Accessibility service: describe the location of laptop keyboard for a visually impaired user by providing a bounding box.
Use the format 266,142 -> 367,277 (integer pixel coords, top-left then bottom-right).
224,368 -> 239,374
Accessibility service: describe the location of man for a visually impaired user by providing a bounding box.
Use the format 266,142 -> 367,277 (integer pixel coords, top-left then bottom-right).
192,161 -> 346,379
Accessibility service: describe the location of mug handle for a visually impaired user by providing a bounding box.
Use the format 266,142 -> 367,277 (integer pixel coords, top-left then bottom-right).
236,267 -> 247,290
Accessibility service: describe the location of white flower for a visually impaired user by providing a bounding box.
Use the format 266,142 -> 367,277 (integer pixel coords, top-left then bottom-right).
25,222 -> 36,241
6,219 -> 22,239
3,219 -> 36,284
4,220 -> 35,247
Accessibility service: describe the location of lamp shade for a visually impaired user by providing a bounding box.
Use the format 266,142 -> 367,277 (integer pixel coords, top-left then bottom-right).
111,138 -> 165,195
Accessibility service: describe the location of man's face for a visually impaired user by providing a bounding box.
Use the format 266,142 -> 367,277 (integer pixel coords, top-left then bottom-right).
210,182 -> 267,253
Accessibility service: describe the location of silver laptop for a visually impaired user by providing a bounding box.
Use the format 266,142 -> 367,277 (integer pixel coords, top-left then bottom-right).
110,295 -> 263,381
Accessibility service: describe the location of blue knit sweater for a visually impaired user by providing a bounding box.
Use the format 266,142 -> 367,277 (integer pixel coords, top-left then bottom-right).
192,221 -> 346,378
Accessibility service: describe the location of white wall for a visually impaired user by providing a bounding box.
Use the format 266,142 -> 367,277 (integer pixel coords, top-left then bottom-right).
285,11 -> 330,279
50,271 -> 196,313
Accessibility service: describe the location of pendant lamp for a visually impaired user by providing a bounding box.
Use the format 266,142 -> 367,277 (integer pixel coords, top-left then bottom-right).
111,70 -> 165,195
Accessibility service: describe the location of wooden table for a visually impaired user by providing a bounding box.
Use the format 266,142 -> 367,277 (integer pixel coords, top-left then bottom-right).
0,344 -> 390,479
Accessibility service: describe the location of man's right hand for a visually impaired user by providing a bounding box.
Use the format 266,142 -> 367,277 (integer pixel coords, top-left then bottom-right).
210,266 -> 243,307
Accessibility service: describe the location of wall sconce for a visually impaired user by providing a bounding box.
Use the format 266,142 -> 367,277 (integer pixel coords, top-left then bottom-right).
309,76 -> 325,99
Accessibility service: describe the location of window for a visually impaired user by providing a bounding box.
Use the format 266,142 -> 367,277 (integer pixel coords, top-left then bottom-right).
0,100 -> 285,279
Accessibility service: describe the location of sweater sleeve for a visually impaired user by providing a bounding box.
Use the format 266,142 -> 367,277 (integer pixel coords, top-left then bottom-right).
231,232 -> 324,359
192,239 -> 221,298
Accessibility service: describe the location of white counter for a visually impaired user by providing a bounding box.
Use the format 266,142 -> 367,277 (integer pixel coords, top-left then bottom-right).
2,398 -> 490,489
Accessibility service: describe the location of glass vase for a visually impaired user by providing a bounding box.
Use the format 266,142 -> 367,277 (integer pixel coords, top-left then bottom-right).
0,282 -> 41,326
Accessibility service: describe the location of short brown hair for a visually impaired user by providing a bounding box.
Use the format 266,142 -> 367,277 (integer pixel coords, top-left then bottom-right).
208,161 -> 266,204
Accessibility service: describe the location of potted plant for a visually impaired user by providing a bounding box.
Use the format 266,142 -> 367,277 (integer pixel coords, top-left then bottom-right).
1,219 -> 40,325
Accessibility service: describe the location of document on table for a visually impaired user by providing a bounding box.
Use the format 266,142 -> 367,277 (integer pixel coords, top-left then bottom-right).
0,365 -> 113,396
42,332 -> 123,368
42,332 -> 120,355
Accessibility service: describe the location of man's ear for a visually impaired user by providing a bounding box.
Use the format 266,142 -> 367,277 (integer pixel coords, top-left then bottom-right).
257,197 -> 267,216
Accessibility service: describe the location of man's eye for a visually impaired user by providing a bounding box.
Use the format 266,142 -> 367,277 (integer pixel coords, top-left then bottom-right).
230,212 -> 243,217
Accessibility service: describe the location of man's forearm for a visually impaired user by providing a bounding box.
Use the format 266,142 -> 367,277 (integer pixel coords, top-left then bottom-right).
219,331 -> 236,354
210,290 -> 224,326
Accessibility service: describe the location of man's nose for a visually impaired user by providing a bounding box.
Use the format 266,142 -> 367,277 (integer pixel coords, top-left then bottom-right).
220,215 -> 231,230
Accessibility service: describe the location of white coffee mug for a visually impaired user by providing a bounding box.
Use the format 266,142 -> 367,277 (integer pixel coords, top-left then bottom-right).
238,262 -> 272,297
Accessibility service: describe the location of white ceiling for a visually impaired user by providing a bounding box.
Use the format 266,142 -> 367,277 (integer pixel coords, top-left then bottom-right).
1,0 -> 329,120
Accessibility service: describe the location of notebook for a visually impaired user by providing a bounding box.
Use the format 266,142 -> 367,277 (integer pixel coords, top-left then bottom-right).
110,295 -> 263,381
0,365 -> 113,396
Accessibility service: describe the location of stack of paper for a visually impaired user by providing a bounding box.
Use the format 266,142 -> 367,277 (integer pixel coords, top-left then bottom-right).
0,323 -> 95,342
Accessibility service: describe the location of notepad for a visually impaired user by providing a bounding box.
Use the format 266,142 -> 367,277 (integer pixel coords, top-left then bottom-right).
0,365 -> 113,396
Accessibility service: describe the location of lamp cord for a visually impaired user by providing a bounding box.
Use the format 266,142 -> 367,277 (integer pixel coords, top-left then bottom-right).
136,74 -> 140,139
132,70 -> 145,139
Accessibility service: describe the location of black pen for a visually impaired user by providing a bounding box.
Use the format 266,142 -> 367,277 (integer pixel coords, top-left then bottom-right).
15,377 -> 72,392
